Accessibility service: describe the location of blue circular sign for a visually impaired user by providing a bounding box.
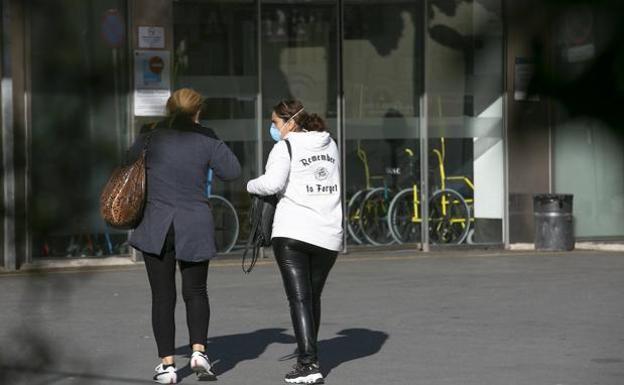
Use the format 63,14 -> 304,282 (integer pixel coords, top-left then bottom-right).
101,9 -> 125,48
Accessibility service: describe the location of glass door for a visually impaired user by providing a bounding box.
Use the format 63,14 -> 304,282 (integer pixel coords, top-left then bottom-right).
425,0 -> 504,246
343,1 -> 424,249
552,7 -> 624,239
172,0 -> 339,252
261,0 -> 338,143
28,0 -> 130,258
173,0 -> 258,252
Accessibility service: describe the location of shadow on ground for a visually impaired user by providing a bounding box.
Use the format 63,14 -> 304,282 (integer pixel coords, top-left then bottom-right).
319,328 -> 389,376
174,327 -> 295,380
173,327 -> 388,381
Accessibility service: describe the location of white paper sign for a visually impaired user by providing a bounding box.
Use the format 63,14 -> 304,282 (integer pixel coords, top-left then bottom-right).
138,26 -> 165,49
134,89 -> 170,116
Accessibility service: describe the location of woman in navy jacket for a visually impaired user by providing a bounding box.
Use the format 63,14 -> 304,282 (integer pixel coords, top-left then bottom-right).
128,88 -> 241,383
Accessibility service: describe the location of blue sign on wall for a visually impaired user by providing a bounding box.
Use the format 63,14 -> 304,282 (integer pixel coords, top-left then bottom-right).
101,9 -> 125,48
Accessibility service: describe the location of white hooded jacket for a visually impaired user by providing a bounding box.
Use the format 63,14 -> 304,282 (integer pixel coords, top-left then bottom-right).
246,131 -> 343,251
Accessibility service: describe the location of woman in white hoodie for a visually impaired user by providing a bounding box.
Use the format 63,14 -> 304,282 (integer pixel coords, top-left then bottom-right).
247,100 -> 343,384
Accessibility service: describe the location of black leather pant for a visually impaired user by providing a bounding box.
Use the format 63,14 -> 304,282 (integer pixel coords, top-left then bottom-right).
272,237 -> 338,365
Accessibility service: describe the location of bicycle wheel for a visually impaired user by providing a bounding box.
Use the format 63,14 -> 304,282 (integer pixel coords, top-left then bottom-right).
388,188 -> 422,244
209,195 -> 239,253
347,189 -> 369,245
358,187 -> 396,246
428,188 -> 470,245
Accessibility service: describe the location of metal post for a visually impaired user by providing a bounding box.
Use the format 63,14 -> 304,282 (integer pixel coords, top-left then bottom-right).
503,92 -> 510,249
419,93 -> 429,251
256,0 -> 265,259
502,0 -> 510,249
112,48 -> 123,159
1,0 -> 16,270
336,0 -> 347,254
127,0 -> 135,146
1,73 -> 16,270
419,0 -> 429,252
23,0 -> 32,263
128,0 -> 140,261
256,0 -> 263,180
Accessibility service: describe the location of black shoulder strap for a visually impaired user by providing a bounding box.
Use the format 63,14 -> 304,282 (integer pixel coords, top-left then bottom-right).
139,132 -> 156,165
142,123 -> 159,152
242,140 -> 291,274
285,139 -> 292,160
241,206 -> 261,274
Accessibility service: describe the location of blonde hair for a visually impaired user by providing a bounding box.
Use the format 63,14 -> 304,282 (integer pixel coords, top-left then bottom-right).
166,88 -> 203,117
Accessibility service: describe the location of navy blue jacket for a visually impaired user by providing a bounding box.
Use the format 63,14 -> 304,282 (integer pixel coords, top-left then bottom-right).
127,117 -> 241,261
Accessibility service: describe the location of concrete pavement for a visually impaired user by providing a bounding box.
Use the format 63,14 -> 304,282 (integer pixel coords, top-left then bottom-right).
0,249 -> 623,385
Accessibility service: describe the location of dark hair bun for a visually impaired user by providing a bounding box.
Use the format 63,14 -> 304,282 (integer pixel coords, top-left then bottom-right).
303,113 -> 327,132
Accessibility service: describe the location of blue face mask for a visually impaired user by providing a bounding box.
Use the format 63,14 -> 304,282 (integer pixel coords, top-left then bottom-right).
270,123 -> 282,142
269,108 -> 304,142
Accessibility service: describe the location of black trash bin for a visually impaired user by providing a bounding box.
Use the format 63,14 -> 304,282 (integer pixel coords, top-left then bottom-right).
533,194 -> 574,251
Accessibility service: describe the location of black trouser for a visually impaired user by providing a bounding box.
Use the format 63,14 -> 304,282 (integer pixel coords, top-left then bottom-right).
272,237 -> 338,365
143,226 -> 210,358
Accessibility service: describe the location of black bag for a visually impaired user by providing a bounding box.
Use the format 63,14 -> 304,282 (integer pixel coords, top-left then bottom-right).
242,140 -> 292,273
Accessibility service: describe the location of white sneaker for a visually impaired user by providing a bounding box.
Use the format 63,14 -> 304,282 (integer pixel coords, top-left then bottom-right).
153,363 -> 177,384
190,351 -> 217,381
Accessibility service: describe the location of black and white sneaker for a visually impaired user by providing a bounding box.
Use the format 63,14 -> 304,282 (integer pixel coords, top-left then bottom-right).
284,362 -> 324,384
153,363 -> 177,384
190,351 -> 217,381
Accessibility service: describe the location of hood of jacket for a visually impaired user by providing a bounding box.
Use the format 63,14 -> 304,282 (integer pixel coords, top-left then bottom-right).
285,131 -> 332,152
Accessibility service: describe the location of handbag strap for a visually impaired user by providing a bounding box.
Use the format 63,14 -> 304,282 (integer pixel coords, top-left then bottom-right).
241,140 -> 292,274
137,122 -> 159,165
241,207 -> 261,274
142,121 -> 159,153
285,138 -> 292,159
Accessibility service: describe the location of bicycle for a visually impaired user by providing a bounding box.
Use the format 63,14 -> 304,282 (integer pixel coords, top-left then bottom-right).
348,141 -> 398,246
206,169 -> 239,253
387,138 -> 474,245
346,141 -> 373,245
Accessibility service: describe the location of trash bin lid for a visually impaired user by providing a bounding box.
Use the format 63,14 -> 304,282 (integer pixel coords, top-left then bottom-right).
533,194 -> 573,213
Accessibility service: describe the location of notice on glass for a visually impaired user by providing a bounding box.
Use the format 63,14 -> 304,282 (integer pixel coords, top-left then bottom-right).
514,57 -> 539,102
138,26 -> 165,49
134,50 -> 171,116
134,90 -> 170,116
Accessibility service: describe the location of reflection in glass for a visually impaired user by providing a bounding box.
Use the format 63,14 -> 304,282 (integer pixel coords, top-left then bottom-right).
551,8 -> 624,238
261,0 -> 338,146
173,0 -> 258,251
426,0 -> 504,245
29,0 -> 130,257
343,1 -> 424,247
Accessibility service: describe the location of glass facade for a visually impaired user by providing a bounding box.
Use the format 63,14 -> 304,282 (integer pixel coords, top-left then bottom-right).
261,0 -> 338,134
345,0 -> 504,248
28,0 -> 130,257
344,1 -> 423,247
425,0 -> 504,245
4,0 -> 618,267
18,0 -> 506,260
552,7 -> 624,239
554,118 -> 624,238
172,0 -> 258,251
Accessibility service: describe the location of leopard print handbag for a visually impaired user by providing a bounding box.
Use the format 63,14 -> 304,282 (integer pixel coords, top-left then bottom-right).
100,131 -> 155,229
